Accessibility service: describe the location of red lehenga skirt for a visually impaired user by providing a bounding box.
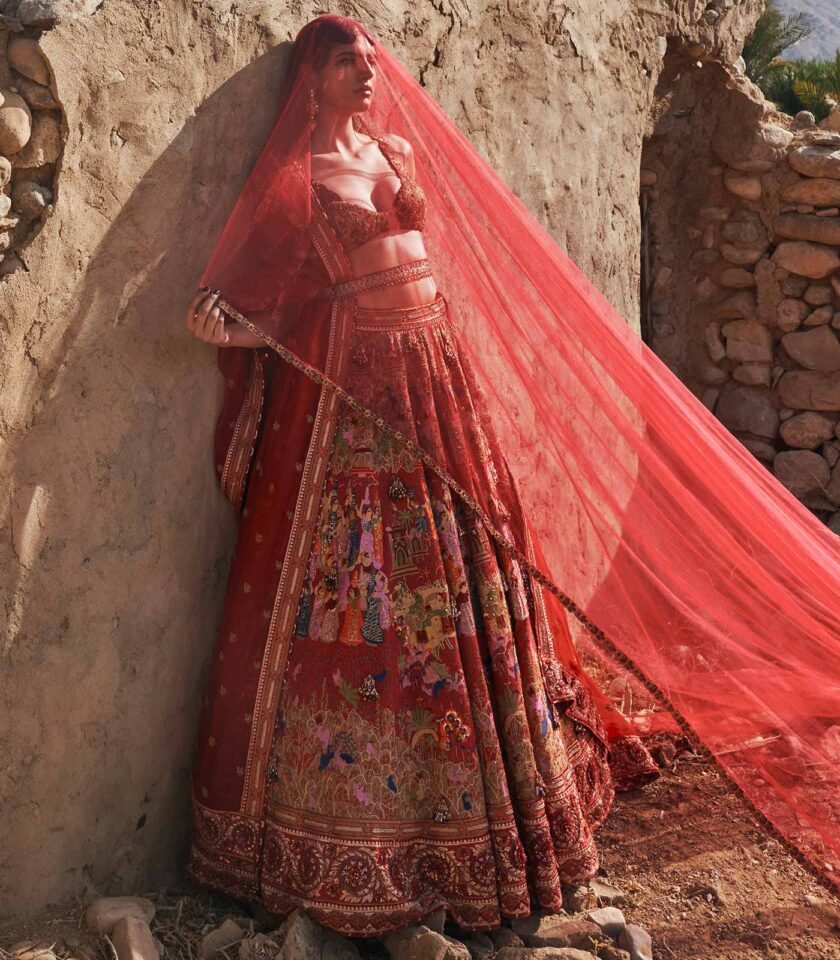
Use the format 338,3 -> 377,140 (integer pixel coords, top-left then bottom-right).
188,291 -> 658,937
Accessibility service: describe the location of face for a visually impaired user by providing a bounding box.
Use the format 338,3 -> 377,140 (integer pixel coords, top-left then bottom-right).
316,34 -> 377,114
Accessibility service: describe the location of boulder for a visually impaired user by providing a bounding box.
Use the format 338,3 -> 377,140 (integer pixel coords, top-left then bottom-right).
617,925 -> 653,960
803,305 -> 834,327
703,322 -> 726,362
773,450 -> 830,499
781,326 -> 840,371
789,144 -> 840,179
776,298 -> 809,332
199,920 -> 247,960
11,179 -> 52,220
16,75 -> 58,111
773,213 -> 840,246
803,283 -> 832,306
721,243 -> 767,265
733,363 -> 771,386
721,319 -> 774,362
783,178 -> 840,207
85,898 -> 156,936
526,920 -> 603,950
13,110 -> 60,167
723,171 -> 761,201
382,922 -> 468,960
8,37 -> 50,86
715,290 -> 756,320
585,907 -> 626,939
716,386 -> 779,438
111,918 -> 158,960
719,267 -> 755,288
771,241 -> 840,279
778,370 -> 840,410
779,411 -> 835,449
16,0 -> 103,25
0,89 -> 32,155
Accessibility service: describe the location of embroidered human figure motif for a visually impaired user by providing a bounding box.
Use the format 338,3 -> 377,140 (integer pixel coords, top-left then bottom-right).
311,136 -> 427,251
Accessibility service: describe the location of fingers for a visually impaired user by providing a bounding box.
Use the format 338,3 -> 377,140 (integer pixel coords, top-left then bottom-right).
186,285 -> 211,332
188,288 -> 226,341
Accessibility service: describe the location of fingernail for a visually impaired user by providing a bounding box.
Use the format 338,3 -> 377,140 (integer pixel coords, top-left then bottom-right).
213,288 -> 220,295
200,284 -> 210,291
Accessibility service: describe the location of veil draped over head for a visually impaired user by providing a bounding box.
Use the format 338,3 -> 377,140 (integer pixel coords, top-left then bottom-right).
201,15 -> 840,893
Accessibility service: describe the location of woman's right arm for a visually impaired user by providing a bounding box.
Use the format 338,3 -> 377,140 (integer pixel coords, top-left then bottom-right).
186,287 -> 266,349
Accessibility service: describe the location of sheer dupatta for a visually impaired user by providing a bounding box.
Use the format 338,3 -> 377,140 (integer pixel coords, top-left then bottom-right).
201,14 -> 840,895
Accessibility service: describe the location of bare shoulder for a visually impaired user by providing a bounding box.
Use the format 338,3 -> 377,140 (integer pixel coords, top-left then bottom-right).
382,133 -> 414,160
380,132 -> 415,175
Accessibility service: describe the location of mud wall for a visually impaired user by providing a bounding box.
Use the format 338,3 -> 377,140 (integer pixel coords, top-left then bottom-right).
0,0 -> 761,919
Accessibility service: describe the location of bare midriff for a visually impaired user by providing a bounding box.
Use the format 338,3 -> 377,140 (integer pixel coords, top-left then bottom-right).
348,228 -> 438,308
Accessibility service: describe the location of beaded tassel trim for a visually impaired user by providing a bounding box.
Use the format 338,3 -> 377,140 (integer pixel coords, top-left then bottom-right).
216,290 -> 840,902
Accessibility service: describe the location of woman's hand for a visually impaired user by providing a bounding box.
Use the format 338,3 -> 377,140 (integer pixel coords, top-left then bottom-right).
186,286 -> 230,346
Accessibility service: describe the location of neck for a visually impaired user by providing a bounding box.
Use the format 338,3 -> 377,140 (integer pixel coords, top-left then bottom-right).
311,110 -> 364,156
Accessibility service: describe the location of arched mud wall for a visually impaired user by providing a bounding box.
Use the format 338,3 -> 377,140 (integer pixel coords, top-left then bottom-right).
0,0 -> 761,919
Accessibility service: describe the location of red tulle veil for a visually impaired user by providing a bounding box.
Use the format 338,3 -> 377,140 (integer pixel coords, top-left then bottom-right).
200,14 -> 840,896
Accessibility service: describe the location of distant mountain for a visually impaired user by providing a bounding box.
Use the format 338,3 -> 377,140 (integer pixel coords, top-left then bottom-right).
774,0 -> 840,60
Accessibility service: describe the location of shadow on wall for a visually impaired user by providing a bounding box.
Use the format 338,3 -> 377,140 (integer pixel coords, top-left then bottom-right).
0,26 -> 297,918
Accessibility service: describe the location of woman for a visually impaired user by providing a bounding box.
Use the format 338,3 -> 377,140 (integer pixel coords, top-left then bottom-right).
184,13 -> 840,939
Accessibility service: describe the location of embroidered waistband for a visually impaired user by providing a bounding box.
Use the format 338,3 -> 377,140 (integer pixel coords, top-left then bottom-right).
316,258 -> 434,300
354,292 -> 449,331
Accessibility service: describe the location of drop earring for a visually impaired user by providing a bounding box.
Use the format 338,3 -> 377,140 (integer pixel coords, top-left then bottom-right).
309,86 -> 320,127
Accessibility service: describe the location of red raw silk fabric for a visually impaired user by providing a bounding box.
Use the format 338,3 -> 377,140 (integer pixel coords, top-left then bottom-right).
201,17 -> 840,893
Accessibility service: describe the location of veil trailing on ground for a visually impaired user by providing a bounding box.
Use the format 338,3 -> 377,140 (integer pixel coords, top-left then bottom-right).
200,15 -> 840,894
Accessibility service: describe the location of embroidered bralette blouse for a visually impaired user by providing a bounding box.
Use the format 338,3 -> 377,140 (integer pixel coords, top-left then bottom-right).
311,136 -> 426,252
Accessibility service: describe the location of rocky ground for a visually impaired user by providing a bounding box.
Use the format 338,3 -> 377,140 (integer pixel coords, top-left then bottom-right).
3,752 -> 840,960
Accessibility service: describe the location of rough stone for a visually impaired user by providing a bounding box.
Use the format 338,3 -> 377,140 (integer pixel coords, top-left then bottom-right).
510,914 -> 570,940
199,920 -> 246,960
527,920 -> 603,950
733,362 -> 771,385
494,950 -> 598,960
16,0 -> 103,24
723,170 -> 761,201
804,283 -> 832,306
778,371 -> 840,410
715,289 -> 756,320
721,319 -> 774,362
703,322 -> 726,362
802,305 -> 834,327
11,179 -> 52,220
716,386 -> 779,438
782,325 -> 840,371
85,898 -> 156,936
8,37 -> 51,86
773,450 -> 830,499
789,144 -> 840,180
488,928 -> 524,950
719,267 -> 755,288
754,257 -> 783,323
715,122 -> 792,173
16,75 -> 59,111
782,275 -> 810,297
721,242 -> 767,265
13,110 -> 61,167
783,178 -> 840,207
779,411 -> 836,448
740,435 -> 777,461
0,89 -> 32,155
774,213 -> 840,246
617,925 -> 653,960
111,918 -> 158,960
464,932 -> 494,960
776,298 -> 809,332
771,241 -> 840,279
585,907 -> 626,938
279,910 -> 361,960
